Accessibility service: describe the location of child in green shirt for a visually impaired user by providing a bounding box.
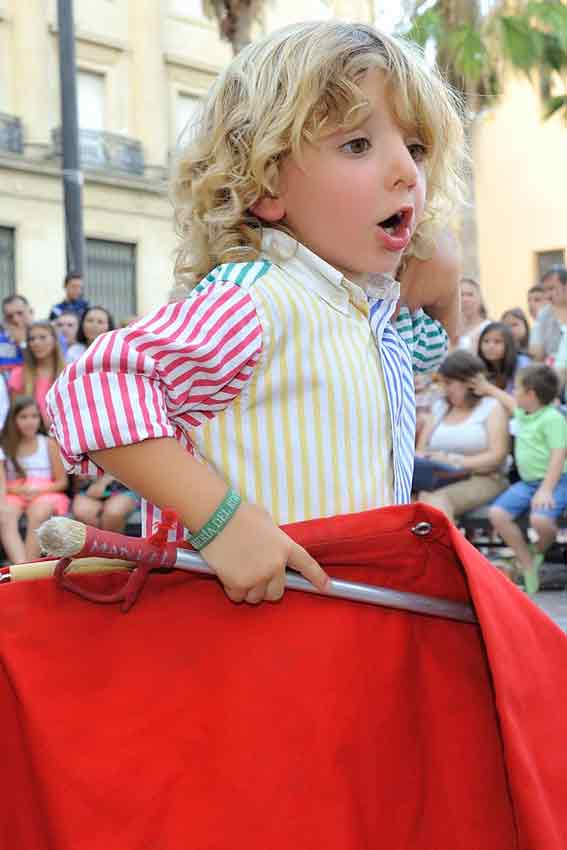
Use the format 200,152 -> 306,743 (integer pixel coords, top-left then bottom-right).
489,364 -> 567,594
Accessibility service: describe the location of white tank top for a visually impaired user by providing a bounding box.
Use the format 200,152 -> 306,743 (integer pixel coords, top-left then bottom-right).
0,434 -> 52,480
428,397 -> 498,455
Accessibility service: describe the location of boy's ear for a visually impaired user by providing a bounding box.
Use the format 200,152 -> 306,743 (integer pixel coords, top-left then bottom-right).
250,195 -> 286,222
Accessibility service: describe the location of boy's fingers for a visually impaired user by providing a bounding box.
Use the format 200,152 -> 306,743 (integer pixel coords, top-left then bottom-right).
245,582 -> 269,605
224,585 -> 246,603
265,575 -> 285,602
287,540 -> 329,592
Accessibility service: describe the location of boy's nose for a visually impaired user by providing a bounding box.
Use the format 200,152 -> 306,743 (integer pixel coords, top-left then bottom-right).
386,139 -> 419,191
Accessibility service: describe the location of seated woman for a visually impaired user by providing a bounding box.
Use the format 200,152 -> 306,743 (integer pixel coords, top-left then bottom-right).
66,305 -> 115,363
454,278 -> 490,352
479,321 -> 531,391
501,308 -> 530,355
416,350 -> 510,522
8,322 -> 66,429
0,396 -> 69,563
71,473 -> 140,533
471,321 -> 531,416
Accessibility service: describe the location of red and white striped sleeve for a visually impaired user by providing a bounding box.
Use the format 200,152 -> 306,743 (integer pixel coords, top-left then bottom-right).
46,281 -> 263,476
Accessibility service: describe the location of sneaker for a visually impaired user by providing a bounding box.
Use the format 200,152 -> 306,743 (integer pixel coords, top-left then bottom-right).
524,551 -> 544,596
490,558 -> 523,585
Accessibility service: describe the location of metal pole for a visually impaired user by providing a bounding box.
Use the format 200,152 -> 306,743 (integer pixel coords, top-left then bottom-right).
56,0 -> 84,276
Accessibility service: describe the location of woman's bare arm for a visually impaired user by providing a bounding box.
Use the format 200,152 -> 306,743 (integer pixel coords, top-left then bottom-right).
468,374 -> 516,416
46,438 -> 69,493
529,343 -> 545,362
0,461 -> 7,497
416,413 -> 437,453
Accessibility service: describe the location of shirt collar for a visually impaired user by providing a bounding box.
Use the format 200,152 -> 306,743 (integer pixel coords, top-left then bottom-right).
260,228 -> 399,317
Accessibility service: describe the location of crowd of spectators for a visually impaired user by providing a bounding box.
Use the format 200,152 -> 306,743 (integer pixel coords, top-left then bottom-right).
0,273 -> 140,564
415,264 -> 567,594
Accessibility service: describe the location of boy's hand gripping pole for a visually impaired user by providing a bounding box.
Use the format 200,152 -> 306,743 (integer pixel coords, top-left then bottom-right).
28,515 -> 478,623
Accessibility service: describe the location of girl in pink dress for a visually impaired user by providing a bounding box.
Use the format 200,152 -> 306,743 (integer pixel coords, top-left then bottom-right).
8,321 -> 65,428
0,396 -> 68,563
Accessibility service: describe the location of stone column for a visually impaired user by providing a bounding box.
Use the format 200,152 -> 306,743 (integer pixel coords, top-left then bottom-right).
128,0 -> 168,168
12,0 -> 51,154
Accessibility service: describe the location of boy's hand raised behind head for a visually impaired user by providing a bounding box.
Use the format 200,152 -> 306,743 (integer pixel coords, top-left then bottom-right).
398,228 -> 461,342
202,502 -> 329,604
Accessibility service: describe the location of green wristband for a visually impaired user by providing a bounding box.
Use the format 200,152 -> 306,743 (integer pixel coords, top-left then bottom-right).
188,488 -> 242,551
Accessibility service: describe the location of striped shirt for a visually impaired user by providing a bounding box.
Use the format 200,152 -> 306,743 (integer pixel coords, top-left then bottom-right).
47,230 -> 447,539
395,307 -> 448,373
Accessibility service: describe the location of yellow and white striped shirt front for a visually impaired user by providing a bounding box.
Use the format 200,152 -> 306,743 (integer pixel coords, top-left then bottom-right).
49,230 -> 437,538
193,234 -> 395,523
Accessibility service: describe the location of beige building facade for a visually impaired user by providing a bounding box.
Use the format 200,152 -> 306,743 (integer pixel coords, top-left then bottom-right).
0,0 -> 564,322
473,73 -> 567,319
0,0 -> 372,321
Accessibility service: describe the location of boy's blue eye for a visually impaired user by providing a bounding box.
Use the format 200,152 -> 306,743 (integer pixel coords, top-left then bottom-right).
341,138 -> 370,155
407,142 -> 428,162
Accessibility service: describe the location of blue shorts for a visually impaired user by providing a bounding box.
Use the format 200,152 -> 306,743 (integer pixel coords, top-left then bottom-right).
491,474 -> 567,521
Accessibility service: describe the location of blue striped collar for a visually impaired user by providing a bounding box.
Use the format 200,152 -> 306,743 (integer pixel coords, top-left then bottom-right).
260,228 -> 399,317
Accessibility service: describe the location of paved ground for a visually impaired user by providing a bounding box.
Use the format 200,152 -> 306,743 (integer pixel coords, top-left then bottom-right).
532,590 -> 567,632
482,549 -> 567,632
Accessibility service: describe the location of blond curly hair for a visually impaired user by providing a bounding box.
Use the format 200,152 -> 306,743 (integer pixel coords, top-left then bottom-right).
173,20 -> 466,287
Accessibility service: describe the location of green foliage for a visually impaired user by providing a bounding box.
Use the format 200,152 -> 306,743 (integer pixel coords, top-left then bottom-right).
448,25 -> 488,84
544,94 -> 567,122
402,0 -> 567,121
404,8 -> 443,49
542,32 -> 567,74
499,15 -> 543,72
526,1 -> 567,54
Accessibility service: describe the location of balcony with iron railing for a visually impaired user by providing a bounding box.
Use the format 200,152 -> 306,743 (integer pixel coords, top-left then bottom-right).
0,113 -> 24,155
51,127 -> 145,176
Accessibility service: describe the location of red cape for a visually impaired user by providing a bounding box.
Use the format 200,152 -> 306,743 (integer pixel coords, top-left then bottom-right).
1,503 -> 566,850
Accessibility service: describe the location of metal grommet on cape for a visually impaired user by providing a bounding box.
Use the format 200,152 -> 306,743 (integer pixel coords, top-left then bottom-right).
411,521 -> 433,536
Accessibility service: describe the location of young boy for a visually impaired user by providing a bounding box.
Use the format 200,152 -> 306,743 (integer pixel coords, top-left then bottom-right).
489,364 -> 567,594
47,21 -> 465,605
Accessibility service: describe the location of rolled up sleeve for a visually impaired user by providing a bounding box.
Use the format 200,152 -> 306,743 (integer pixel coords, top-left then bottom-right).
46,281 -> 263,476
395,307 -> 448,374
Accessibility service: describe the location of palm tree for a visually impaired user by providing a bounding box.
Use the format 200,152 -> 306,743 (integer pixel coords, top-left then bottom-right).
202,1 -> 265,54
203,0 -> 567,117
203,0 -> 361,54
401,0 -> 567,118
399,0 -> 567,273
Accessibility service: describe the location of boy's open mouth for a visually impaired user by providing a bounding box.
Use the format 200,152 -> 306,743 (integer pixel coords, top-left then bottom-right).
376,207 -> 413,252
377,208 -> 413,235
